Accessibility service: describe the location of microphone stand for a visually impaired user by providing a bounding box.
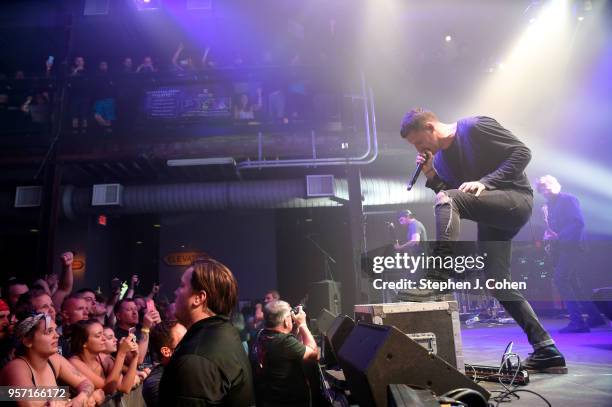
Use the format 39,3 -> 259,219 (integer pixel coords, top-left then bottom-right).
305,235 -> 337,283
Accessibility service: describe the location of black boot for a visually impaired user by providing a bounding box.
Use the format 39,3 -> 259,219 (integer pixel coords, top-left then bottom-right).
522,345 -> 568,374
395,242 -> 456,302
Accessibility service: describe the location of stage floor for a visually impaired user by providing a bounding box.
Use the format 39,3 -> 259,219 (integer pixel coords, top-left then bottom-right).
461,317 -> 612,406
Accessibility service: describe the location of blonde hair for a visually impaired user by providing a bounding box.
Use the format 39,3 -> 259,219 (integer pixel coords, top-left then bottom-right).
535,175 -> 561,194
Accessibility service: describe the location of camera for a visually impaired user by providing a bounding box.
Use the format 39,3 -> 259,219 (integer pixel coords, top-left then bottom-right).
290,304 -> 303,315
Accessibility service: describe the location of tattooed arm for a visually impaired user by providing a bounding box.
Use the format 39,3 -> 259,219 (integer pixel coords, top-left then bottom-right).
51,355 -> 95,405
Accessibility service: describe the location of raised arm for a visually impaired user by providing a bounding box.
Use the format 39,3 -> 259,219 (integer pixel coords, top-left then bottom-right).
138,309 -> 161,364
125,275 -> 138,299
52,252 -> 74,311
106,278 -> 121,327
172,42 -> 184,69
145,283 -> 160,301
105,335 -> 139,394
293,308 -> 319,361
201,46 -> 211,67
117,338 -> 139,393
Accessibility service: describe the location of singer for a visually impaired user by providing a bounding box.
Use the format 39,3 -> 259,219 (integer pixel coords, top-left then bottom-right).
399,108 -> 567,374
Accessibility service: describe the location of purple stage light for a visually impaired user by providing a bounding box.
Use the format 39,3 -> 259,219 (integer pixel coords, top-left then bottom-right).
134,0 -> 159,11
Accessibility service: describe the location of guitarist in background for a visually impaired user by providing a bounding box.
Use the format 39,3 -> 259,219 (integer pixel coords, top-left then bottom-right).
394,209 -> 429,253
390,210 -> 429,302
536,175 -> 606,333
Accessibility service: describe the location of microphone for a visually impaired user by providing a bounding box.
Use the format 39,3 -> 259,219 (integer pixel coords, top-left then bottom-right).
406,152 -> 430,191
384,221 -> 395,228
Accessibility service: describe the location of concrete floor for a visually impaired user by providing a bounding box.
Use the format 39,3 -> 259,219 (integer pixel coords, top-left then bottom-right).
461,318 -> 612,406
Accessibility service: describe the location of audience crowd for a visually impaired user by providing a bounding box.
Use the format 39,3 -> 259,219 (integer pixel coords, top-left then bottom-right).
0,23 -> 341,137
0,252 -> 319,406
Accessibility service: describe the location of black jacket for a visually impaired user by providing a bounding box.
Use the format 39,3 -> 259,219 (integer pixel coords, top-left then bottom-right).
159,315 -> 255,407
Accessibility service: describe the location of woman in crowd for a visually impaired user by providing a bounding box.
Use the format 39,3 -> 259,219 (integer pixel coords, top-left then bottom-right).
68,320 -> 139,399
233,90 -> 262,120
102,326 -> 117,356
0,313 -> 98,406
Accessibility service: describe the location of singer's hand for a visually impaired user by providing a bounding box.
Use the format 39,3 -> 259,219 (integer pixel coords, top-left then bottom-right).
459,181 -> 486,197
416,151 -> 434,175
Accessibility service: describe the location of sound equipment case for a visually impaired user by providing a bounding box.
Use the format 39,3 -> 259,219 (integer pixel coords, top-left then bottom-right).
354,301 -> 465,372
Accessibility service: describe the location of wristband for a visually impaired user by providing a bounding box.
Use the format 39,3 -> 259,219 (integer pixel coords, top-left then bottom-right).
140,328 -> 150,334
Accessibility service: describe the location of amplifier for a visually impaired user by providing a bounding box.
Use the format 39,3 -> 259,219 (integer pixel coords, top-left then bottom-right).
354,301 -> 464,372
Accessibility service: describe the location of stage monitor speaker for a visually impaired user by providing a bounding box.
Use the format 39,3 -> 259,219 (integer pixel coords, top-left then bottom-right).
325,315 -> 355,362
307,279 -> 341,316
593,287 -> 612,320
387,384 -> 439,407
315,308 -> 337,335
337,322 -> 489,407
355,301 -> 463,371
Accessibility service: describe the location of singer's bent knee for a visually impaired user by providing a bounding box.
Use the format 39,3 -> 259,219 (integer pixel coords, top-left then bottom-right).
435,191 -> 451,206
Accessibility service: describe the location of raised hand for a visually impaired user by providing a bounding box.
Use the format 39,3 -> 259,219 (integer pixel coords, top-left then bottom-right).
60,252 -> 74,268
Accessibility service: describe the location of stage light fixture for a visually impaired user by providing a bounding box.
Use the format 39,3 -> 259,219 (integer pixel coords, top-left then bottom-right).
445,35 -> 452,42
134,0 -> 160,11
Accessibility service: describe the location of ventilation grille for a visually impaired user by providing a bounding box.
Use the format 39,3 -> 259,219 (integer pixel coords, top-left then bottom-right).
306,175 -> 335,197
92,184 -> 123,206
15,186 -> 42,208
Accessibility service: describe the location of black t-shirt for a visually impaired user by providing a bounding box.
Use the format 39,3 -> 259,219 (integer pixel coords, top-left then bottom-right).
142,364 -> 164,407
91,72 -> 114,100
407,219 -> 429,254
427,116 -> 533,194
255,329 -> 309,404
407,220 -> 428,242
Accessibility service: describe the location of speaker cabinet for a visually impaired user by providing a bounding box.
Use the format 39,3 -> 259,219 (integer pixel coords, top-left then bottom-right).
308,279 -> 341,316
337,322 -> 489,407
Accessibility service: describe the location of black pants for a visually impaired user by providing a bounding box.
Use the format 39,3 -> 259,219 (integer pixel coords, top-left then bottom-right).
554,247 -> 602,324
434,188 -> 554,349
